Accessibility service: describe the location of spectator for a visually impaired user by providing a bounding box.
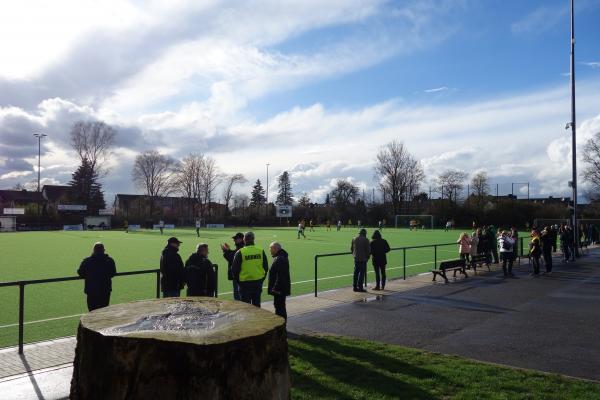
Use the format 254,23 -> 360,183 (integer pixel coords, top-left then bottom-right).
559,225 -> 571,262
268,242 -> 291,320
488,225 -> 499,264
221,232 -> 245,300
159,220 -> 165,235
497,231 -> 515,278
184,243 -> 216,297
540,226 -> 554,274
370,230 -> 390,291
529,230 -> 542,276
231,232 -> 268,307
351,228 -> 370,292
457,232 -> 471,263
476,228 -> 486,256
510,227 -> 519,259
195,219 -> 201,237
160,237 -> 185,297
551,225 -> 558,252
470,230 -> 479,259
77,242 -> 117,311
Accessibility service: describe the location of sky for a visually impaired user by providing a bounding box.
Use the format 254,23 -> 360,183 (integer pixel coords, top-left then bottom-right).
1,0 -> 600,204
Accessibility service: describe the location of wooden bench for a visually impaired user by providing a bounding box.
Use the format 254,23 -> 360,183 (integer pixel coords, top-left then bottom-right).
469,254 -> 490,273
431,259 -> 468,283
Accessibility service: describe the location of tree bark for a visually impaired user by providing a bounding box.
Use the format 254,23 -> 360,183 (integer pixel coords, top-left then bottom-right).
70,298 -> 290,400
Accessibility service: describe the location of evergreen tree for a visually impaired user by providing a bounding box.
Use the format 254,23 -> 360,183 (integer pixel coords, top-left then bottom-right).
325,193 -> 330,205
69,158 -> 106,212
276,171 -> 293,205
250,179 -> 266,206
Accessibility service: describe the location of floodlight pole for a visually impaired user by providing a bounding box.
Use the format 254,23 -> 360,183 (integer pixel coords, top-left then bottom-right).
33,133 -> 47,223
266,163 -> 270,217
570,0 -> 579,259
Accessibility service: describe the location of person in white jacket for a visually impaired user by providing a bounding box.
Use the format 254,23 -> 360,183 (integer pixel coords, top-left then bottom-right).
498,231 -> 516,278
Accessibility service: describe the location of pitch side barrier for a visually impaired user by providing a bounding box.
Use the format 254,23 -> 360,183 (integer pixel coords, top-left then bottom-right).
0,266 -> 219,354
313,240 -> 529,297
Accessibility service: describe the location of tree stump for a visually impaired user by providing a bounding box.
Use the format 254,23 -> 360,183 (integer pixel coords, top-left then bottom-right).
70,298 -> 290,400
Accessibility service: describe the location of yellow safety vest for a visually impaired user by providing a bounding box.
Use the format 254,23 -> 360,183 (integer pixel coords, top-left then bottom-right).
239,245 -> 266,282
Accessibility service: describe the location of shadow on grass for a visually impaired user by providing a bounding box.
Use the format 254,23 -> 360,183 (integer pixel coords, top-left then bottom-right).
289,335 -> 441,399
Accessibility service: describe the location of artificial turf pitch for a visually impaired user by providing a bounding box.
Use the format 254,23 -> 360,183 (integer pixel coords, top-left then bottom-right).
1,227 -> 481,348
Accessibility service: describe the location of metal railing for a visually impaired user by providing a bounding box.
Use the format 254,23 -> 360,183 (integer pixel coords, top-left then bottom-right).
313,239 -> 532,297
0,265 -> 219,354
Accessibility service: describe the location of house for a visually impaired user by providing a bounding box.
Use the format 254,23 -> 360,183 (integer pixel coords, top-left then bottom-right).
0,189 -> 44,212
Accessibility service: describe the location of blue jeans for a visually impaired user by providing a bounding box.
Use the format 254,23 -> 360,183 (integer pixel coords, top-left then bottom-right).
163,290 -> 180,298
239,281 -> 263,307
353,260 -> 367,289
232,279 -> 241,301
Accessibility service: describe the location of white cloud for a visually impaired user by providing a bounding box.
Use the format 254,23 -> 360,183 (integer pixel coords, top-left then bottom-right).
582,62 -> 600,69
424,86 -> 449,93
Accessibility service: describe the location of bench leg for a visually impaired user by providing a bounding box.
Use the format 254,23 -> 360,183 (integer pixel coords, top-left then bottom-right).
442,271 -> 449,284
462,268 -> 468,278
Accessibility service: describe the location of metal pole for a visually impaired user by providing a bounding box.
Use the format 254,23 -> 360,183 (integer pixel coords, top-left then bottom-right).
266,163 -> 270,217
434,245 -> 437,270
214,264 -> 218,298
403,249 -> 406,280
570,0 -> 579,259
156,271 -> 161,298
18,283 -> 24,354
314,256 -> 318,297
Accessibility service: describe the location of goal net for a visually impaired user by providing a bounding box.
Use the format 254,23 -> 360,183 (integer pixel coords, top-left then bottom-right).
0,216 -> 16,232
84,216 -> 111,230
395,215 -> 434,230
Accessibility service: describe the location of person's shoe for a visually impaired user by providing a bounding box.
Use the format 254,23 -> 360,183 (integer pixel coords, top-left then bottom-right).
373,286 -> 380,291
357,288 -> 367,292
509,273 -> 516,278
353,287 -> 358,292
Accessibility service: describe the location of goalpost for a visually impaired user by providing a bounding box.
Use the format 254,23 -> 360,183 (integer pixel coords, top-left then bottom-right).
84,216 -> 111,230
395,215 -> 434,230
0,216 -> 17,232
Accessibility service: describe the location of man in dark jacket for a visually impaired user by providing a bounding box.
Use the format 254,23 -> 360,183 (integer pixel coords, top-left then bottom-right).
160,237 -> 184,297
221,232 -> 244,300
77,242 -> 117,311
540,226 -> 554,274
351,229 -> 370,292
268,242 -> 291,320
184,243 -> 216,297
370,230 -> 390,290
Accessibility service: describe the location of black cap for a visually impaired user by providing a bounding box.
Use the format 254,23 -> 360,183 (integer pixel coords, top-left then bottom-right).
232,232 -> 244,240
168,237 -> 182,244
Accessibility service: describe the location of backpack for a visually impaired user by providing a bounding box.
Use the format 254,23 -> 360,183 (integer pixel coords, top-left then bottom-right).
501,238 -> 512,251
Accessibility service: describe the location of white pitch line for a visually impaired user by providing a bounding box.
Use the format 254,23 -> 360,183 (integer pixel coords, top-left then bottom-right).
0,257 -> 456,330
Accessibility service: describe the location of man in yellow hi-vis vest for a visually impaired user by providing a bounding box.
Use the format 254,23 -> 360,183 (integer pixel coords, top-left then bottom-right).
231,231 -> 268,307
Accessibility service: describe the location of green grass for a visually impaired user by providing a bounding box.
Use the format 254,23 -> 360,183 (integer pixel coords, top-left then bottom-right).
0,227 -> 503,347
289,335 -> 600,399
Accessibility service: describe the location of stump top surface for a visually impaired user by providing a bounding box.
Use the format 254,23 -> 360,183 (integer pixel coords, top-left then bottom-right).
80,298 -> 284,345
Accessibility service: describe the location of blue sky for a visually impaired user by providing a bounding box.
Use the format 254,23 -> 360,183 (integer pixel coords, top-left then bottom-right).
0,0 -> 599,202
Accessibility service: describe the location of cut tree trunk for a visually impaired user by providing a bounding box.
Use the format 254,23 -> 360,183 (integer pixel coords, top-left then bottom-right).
70,298 -> 290,400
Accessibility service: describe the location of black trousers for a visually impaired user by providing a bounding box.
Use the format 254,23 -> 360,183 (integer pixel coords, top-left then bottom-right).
531,255 -> 541,275
500,253 -> 514,276
373,264 -> 386,288
239,280 -> 263,307
273,294 -> 287,320
543,249 -> 553,272
491,247 -> 499,263
87,292 -> 111,312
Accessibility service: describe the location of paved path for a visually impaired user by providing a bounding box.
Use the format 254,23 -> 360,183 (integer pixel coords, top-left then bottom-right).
289,250 -> 600,381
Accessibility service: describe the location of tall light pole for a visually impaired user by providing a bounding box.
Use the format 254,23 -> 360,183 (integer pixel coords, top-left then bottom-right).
33,133 -> 47,192
266,163 -> 270,217
569,0 -> 579,259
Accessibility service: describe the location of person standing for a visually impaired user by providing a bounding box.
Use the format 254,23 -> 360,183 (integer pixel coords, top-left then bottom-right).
184,243 -> 216,297
370,230 -> 390,290
457,232 -> 471,263
77,242 -> 117,311
470,230 -> 479,259
231,232 -> 268,307
221,232 -> 244,300
540,226 -> 554,274
268,242 -> 291,320
297,221 -> 306,239
337,220 -> 342,231
510,227 -> 519,259
160,237 -> 185,297
486,226 -> 499,264
351,229 -> 370,292
309,220 -> 315,232
159,220 -> 165,235
326,219 -> 331,231
529,230 -> 542,276
195,218 -> 201,237
497,231 -> 515,278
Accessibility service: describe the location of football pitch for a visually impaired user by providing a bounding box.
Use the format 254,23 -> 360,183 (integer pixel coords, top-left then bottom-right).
0,227 -> 471,348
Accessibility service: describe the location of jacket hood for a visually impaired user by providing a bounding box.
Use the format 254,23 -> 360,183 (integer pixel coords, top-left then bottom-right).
372,230 -> 382,240
276,249 -> 289,258
163,245 -> 179,254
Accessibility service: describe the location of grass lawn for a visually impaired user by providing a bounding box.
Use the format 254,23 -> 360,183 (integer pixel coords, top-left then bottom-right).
289,335 -> 600,399
0,226 -> 522,347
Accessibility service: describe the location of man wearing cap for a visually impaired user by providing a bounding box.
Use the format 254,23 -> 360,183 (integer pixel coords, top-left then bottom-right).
160,237 -> 185,297
231,232 -> 268,307
77,242 -> 117,311
221,232 -> 245,300
351,229 -> 370,292
184,243 -> 216,297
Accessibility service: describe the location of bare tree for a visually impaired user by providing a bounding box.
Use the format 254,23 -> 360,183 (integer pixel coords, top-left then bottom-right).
132,150 -> 177,198
174,154 -> 204,219
471,171 -> 490,205
583,131 -> 600,199
70,121 -> 116,176
437,169 -> 468,203
374,140 -> 425,215
330,179 -> 359,207
222,174 -> 247,211
199,156 -> 222,218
